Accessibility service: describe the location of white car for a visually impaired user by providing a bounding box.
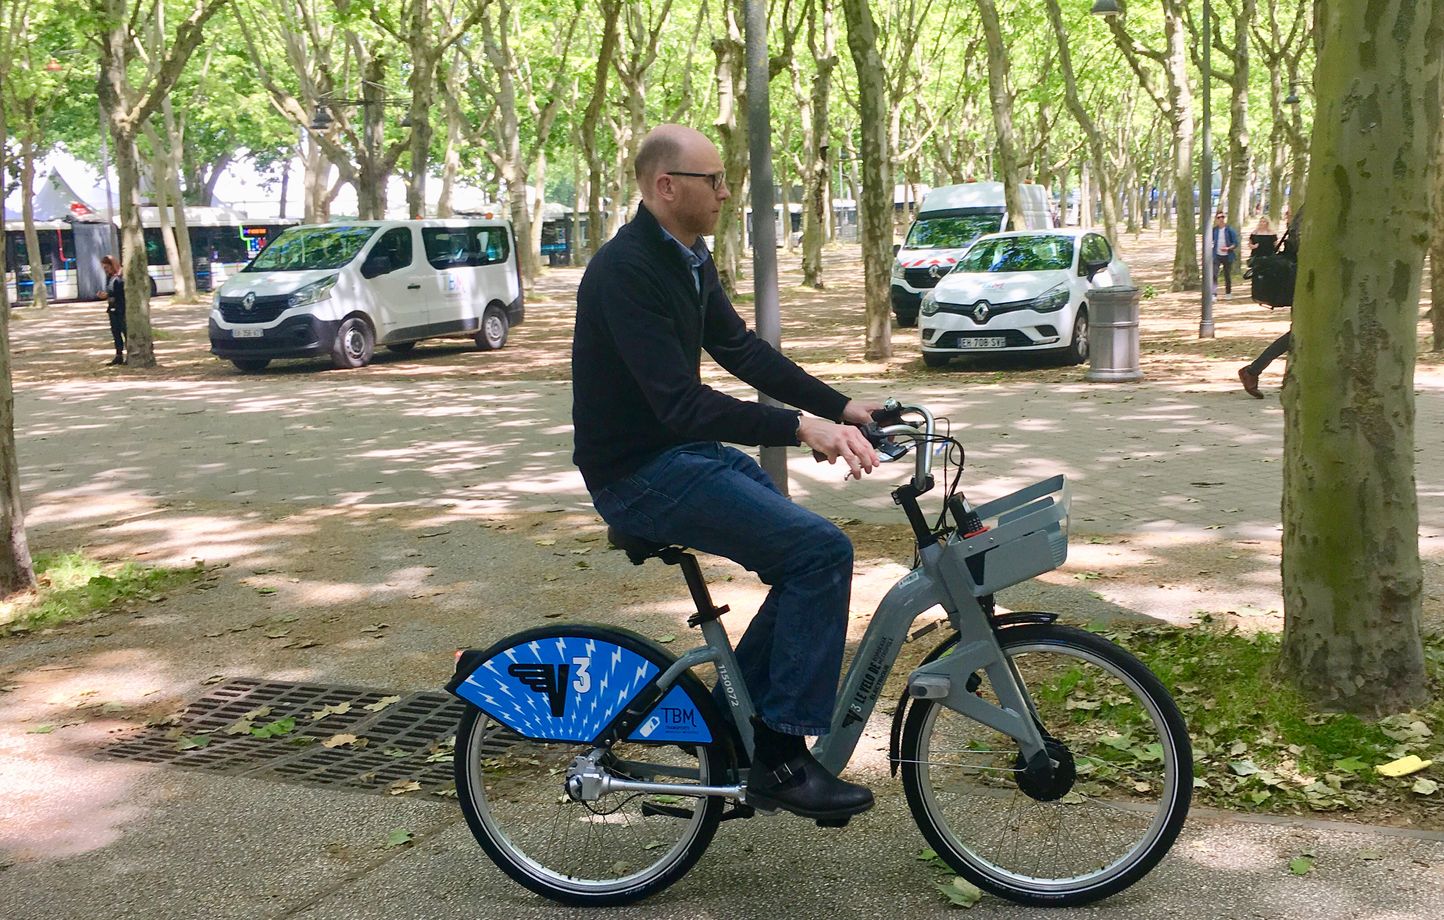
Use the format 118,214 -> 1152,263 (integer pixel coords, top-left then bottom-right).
919,229 -> 1130,368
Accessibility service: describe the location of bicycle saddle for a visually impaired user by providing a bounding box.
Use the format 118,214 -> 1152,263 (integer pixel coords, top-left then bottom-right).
607,527 -> 682,565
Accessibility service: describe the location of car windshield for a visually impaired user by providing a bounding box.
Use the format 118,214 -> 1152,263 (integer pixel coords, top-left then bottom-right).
243,226 -> 378,272
904,214 -> 1003,250
957,236 -> 1075,273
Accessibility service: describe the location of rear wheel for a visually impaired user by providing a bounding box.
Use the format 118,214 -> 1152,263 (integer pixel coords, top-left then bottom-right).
475,305 -> 509,350
231,358 -> 270,373
455,643 -> 732,906
330,315 -> 375,369
901,624 -> 1191,906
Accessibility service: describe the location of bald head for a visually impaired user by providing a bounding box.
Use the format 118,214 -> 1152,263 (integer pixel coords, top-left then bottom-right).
636,125 -> 718,194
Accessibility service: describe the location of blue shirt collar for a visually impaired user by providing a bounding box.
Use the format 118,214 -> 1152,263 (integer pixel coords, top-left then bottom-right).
659,226 -> 709,271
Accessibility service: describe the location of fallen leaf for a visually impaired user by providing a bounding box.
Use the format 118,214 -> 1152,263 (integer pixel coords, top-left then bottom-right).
309,702 -> 354,721
1376,755 -> 1433,777
201,674 -> 226,685
322,733 -> 361,749
1412,777 -> 1439,796
936,876 -> 982,908
383,828 -> 414,848
656,634 -> 676,644
364,695 -> 402,712
387,780 -> 422,796
1288,856 -> 1314,876
177,735 -> 211,751
26,724 -> 55,734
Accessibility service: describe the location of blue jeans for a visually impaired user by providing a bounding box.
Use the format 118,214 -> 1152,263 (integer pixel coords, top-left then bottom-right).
591,442 -> 853,735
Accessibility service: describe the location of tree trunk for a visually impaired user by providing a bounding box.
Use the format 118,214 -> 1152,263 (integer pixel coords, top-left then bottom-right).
1432,123 -> 1444,352
0,107 -> 36,597
436,58 -> 463,219
356,56 -> 388,221
975,0 -> 1025,227
19,133 -> 48,310
149,155 -> 188,297
405,0 -> 431,219
839,0 -> 892,360
1279,0 -> 1443,713
712,4 -> 749,296
1043,0 -> 1118,242
530,150 -> 547,271
303,133 -> 330,223
1224,0 -> 1255,225
581,0 -> 622,262
796,0 -> 835,292
1266,69 -> 1288,223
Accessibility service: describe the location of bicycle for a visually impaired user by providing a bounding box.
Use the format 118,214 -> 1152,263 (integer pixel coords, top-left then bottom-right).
446,400 -> 1192,907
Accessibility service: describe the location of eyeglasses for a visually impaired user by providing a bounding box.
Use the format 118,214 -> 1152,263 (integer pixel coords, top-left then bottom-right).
667,171 -> 728,191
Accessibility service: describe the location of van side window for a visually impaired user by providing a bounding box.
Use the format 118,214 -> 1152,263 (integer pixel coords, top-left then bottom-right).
376,228 -> 414,268
423,226 -> 509,269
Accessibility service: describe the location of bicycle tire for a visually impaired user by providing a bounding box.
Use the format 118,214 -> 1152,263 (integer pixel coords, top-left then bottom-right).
454,626 -> 733,906
900,623 -> 1192,906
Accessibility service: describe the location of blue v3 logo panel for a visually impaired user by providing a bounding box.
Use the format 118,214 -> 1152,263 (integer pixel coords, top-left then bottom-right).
627,684 -> 713,744
455,636 -> 661,742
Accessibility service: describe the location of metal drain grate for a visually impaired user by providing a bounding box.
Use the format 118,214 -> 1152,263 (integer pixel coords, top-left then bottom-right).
99,678 -> 506,796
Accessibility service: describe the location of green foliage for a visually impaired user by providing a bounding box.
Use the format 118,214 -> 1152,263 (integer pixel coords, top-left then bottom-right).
1106,621 -> 1444,815
0,550 -> 205,632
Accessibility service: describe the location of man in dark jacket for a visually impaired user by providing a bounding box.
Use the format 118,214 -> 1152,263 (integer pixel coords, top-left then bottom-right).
573,124 -> 879,821
98,255 -> 126,366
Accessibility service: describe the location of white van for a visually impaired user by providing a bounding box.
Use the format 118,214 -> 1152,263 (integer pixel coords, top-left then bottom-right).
890,181 -> 1053,326
208,219 -> 523,372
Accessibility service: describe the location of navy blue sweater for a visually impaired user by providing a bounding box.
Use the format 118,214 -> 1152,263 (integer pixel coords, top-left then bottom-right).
571,203 -> 850,493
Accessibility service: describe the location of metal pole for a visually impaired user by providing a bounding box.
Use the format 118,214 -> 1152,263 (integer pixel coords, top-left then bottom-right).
1199,0 -> 1216,338
744,0 -> 787,493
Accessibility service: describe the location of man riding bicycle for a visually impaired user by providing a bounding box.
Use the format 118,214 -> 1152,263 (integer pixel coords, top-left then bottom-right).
571,124 -> 880,821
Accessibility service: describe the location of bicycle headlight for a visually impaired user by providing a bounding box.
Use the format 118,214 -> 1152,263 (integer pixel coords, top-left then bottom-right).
920,291 -> 940,316
288,275 -> 338,308
1031,284 -> 1070,313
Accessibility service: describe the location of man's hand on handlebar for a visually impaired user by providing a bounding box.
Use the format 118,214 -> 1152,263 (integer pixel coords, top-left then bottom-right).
798,415 -> 881,481
840,399 -> 883,426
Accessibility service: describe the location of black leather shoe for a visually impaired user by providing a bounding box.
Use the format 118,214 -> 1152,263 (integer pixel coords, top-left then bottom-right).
744,749 -> 874,820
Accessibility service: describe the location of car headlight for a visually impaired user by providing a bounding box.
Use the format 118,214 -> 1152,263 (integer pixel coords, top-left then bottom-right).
891,259 -> 904,281
920,291 -> 939,316
211,291 -> 221,311
1031,284 -> 1070,313
287,275 -> 338,308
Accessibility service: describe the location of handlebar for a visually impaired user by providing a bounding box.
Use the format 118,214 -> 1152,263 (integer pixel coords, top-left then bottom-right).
875,400 -> 935,493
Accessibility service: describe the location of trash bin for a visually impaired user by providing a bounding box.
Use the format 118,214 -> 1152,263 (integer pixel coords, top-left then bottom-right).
1085,286 -> 1143,382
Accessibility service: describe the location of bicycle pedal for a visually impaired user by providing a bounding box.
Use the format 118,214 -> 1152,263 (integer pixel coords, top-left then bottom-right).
815,817 -> 851,829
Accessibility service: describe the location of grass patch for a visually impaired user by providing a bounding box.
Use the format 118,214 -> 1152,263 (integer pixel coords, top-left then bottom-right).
1110,621 -> 1444,816
0,550 -> 204,634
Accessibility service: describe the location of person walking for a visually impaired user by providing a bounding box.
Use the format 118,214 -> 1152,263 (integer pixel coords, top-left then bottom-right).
97,255 -> 126,366
572,124 -> 880,822
1211,212 -> 1240,296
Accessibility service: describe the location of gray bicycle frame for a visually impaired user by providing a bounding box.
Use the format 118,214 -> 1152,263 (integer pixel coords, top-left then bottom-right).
637,407 -> 1051,779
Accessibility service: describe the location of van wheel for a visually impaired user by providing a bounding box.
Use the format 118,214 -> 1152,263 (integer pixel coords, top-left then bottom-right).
895,311 -> 918,328
475,305 -> 509,351
331,316 -> 375,369
386,342 -> 418,354
231,358 -> 270,373
923,352 -> 952,368
149,277 -> 158,296
1067,308 -> 1090,365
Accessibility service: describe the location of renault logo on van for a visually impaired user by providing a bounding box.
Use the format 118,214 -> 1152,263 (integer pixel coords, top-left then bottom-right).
242,292 -> 257,311
972,301 -> 991,323
928,264 -> 946,280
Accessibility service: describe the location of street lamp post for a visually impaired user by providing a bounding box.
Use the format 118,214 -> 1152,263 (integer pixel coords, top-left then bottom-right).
308,81 -> 407,218
1094,0 -> 1214,338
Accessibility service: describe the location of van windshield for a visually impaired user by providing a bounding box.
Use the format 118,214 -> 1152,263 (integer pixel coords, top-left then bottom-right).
957,235 -> 1075,273
243,226 -> 378,272
904,214 -> 1003,250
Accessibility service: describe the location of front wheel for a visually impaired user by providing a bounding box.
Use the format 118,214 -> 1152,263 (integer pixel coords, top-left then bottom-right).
923,351 -> 952,368
455,653 -> 732,905
330,315 -> 375,369
900,623 -> 1191,906
1066,307 -> 1090,365
231,358 -> 270,373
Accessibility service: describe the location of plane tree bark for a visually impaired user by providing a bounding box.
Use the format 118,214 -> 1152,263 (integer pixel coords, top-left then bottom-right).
93,0 -> 234,369
1043,0 -> 1119,243
1279,0 -> 1444,713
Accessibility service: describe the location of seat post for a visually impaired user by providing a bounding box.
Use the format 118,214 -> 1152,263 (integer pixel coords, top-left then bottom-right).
660,548 -> 730,626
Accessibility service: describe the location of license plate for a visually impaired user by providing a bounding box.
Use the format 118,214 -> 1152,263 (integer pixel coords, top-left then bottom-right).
962,336 -> 1007,348
233,328 -> 263,339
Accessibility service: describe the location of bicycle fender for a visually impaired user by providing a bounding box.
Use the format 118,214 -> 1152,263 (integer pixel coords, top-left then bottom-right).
887,612 -> 1058,776
446,623 -> 713,746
